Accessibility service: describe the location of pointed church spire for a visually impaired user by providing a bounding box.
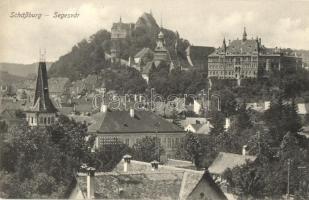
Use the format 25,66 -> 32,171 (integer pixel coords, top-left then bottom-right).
222,37 -> 227,52
242,27 -> 247,41
32,54 -> 57,113
119,16 -> 122,23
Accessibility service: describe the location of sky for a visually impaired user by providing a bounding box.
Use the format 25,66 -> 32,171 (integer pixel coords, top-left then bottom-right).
0,0 -> 309,64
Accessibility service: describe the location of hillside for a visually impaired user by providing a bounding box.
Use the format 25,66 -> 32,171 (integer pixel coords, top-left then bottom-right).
0,71 -> 28,84
0,62 -> 52,78
48,12 -> 190,80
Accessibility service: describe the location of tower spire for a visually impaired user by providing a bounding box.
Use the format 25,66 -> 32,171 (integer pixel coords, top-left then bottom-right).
242,26 -> 247,41
222,37 -> 227,52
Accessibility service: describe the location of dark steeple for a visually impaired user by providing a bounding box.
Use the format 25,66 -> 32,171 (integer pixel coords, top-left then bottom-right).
32,61 -> 57,113
222,37 -> 227,53
242,27 -> 247,41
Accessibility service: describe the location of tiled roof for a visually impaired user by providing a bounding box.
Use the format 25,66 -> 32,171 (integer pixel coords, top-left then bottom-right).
88,110 -> 184,133
195,123 -> 213,134
77,172 -> 183,199
165,159 -> 196,170
141,61 -> 155,75
0,98 -> 28,112
190,124 -> 203,131
210,38 -> 264,56
208,152 -> 257,175
111,22 -> 134,31
186,46 -> 215,67
180,117 -> 207,128
75,160 -> 227,200
134,48 -> 154,59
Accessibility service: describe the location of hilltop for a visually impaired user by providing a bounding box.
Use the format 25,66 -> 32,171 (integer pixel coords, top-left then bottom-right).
0,62 -> 52,78
48,12 -> 190,81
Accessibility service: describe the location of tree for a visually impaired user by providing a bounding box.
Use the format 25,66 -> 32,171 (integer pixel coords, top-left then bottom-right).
222,161 -> 266,199
175,133 -> 203,167
0,115 -> 92,198
93,142 -> 132,171
132,136 -> 164,162
209,111 -> 225,136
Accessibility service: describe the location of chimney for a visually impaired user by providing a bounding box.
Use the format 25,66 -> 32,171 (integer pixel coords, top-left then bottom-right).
86,167 -> 96,199
139,94 -> 142,102
123,154 -> 132,172
224,118 -> 230,131
242,145 -> 248,156
130,108 -> 134,118
150,160 -> 159,171
134,94 -> 137,102
100,104 -> 107,113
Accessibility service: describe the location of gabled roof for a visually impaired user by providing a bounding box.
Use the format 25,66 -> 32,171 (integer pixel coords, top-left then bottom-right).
188,123 -> 203,131
180,117 -> 207,128
111,21 -> 134,31
134,47 -> 154,59
141,61 -> 155,75
75,160 -> 227,200
0,109 -> 17,120
88,110 -> 184,133
30,62 -> 57,113
165,159 -> 196,170
186,46 -> 215,67
210,38 -> 264,57
208,152 -> 257,175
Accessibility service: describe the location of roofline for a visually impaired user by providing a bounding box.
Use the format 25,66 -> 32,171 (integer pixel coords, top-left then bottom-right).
89,131 -> 186,134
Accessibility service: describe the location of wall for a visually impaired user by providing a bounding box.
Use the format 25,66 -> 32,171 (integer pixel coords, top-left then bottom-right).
95,132 -> 185,158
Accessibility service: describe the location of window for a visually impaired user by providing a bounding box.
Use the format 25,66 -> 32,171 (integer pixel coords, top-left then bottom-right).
125,138 -> 130,145
176,138 -> 180,146
236,58 -> 241,65
44,117 -> 46,124
167,138 -> 172,148
47,117 -> 50,124
51,117 -> 55,123
31,117 -> 33,124
40,117 -> 43,123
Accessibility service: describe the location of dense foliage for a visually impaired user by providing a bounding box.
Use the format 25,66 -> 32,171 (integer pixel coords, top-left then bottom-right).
0,116 -> 92,198
177,94 -> 309,199
49,30 -> 111,80
149,61 -> 208,97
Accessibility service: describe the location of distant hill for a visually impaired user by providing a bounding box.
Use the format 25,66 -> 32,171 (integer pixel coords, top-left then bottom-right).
0,71 -> 28,84
0,62 -> 52,78
48,12 -> 191,80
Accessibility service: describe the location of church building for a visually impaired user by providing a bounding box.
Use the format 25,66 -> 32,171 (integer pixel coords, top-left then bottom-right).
25,56 -> 58,126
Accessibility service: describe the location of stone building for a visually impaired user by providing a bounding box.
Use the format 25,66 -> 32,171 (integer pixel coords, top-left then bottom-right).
136,29 -> 173,83
88,105 -> 185,158
25,59 -> 58,126
208,28 -> 302,84
111,17 -> 135,61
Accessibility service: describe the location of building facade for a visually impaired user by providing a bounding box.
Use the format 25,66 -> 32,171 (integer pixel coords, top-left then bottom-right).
25,60 -> 58,126
208,28 -> 302,83
88,106 -> 185,158
110,17 -> 135,61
